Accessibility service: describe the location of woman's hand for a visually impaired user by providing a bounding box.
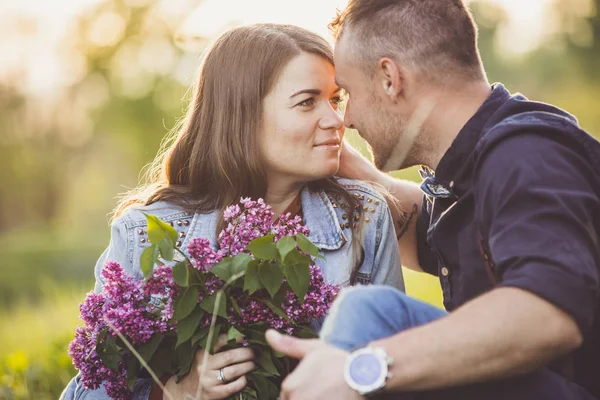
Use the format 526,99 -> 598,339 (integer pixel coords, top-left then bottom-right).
163,334 -> 256,400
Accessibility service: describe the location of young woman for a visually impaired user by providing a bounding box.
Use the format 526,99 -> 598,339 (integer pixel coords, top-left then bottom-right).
62,23 -> 404,400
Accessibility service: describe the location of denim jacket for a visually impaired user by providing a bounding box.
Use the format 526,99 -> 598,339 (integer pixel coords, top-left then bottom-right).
61,178 -> 404,400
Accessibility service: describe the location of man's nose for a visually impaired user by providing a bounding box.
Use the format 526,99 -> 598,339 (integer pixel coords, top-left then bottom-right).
343,100 -> 354,129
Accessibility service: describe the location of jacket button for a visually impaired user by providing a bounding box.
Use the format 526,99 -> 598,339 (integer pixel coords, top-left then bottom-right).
441,267 -> 449,277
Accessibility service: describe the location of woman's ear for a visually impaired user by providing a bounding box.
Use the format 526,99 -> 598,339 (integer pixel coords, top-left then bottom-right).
377,57 -> 404,102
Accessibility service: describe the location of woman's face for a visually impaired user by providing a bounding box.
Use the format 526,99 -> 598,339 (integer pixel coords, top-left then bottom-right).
259,52 -> 345,186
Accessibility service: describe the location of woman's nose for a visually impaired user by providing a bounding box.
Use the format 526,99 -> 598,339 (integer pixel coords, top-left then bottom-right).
319,104 -> 344,131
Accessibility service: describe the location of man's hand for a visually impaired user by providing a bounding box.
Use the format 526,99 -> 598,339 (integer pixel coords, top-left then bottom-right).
337,140 -> 379,181
266,330 -> 363,400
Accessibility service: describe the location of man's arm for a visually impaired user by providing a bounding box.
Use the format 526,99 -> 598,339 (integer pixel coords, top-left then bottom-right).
266,288 -> 581,398
373,287 -> 582,391
338,142 -> 423,271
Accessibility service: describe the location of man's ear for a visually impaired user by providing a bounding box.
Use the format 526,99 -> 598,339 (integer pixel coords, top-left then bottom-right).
377,57 -> 404,102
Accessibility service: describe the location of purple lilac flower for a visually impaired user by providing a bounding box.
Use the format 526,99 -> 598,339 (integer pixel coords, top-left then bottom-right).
70,262 -> 179,399
187,238 -> 222,271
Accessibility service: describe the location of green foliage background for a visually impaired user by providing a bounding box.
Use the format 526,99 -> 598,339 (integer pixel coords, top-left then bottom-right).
0,0 -> 599,398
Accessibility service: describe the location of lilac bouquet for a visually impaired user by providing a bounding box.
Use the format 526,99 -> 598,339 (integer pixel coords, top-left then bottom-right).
69,198 -> 340,399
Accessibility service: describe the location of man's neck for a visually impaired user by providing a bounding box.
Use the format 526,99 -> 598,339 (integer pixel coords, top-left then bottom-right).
419,80 -> 492,170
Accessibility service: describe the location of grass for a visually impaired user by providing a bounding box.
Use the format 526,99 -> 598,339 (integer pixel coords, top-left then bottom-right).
0,282 -> 89,400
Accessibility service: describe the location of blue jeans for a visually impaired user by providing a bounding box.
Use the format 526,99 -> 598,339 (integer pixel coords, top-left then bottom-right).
321,285 -> 596,400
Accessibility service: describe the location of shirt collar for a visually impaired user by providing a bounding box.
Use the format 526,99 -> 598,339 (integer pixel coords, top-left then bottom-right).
434,83 -> 511,190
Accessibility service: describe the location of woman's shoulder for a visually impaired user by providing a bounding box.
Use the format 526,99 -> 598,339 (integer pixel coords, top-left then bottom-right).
113,200 -> 195,230
334,178 -> 388,205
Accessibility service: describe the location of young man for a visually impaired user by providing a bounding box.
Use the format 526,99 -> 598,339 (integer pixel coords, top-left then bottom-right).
266,0 -> 600,399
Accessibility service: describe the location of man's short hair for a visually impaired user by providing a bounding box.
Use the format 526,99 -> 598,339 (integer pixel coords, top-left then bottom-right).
330,0 -> 485,82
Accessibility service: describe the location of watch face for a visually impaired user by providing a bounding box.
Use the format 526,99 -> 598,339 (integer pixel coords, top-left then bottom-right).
348,353 -> 383,386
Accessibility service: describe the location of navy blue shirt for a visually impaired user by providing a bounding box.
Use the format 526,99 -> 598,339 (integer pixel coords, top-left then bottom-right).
416,83 -> 600,396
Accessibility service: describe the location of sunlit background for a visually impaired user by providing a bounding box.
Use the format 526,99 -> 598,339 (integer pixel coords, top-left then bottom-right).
1,0 -> 598,398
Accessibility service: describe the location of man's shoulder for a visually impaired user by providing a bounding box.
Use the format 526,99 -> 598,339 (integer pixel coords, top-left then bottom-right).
477,100 -> 595,161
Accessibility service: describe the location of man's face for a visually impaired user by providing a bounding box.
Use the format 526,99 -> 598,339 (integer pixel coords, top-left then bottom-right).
334,35 -> 414,171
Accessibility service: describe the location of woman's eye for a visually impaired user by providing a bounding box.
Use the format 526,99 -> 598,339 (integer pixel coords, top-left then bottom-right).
297,98 -> 315,108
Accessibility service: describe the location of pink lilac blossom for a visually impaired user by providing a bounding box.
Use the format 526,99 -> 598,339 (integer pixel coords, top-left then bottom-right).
69,262 -> 179,399
71,197 -> 340,400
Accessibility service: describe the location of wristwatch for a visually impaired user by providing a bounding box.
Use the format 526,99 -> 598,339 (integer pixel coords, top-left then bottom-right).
344,346 -> 392,396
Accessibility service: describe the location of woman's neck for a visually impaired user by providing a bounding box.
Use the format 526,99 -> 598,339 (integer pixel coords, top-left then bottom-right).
265,178 -> 304,217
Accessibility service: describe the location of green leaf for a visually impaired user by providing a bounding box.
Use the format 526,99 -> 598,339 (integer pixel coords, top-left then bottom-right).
210,257 -> 233,281
191,326 -> 209,348
249,372 -> 270,400
158,238 -> 174,262
230,296 -> 242,316
126,357 -> 140,391
244,260 -> 262,294
173,286 -> 199,321
247,234 -> 277,260
97,334 -> 120,371
172,261 -> 189,287
227,326 -> 244,341
256,349 -> 280,376
140,245 -> 159,279
241,387 -> 258,399
145,213 -> 178,246
200,291 -> 228,319
209,253 -> 249,283
176,307 -> 204,348
296,325 -> 319,339
296,233 -> 323,258
231,253 -> 251,276
260,299 -> 292,322
258,261 -> 283,298
199,324 -> 221,354
285,249 -> 312,268
271,282 -> 289,307
137,333 -> 164,362
266,378 -> 280,399
283,262 -> 310,303
148,347 -> 176,379
275,236 -> 296,262
175,340 -> 194,380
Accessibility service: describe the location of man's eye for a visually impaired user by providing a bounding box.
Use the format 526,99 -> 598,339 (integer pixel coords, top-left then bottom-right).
331,96 -> 344,107
298,98 -> 315,108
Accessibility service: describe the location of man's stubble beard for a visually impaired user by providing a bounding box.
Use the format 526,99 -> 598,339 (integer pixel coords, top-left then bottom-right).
380,99 -> 437,172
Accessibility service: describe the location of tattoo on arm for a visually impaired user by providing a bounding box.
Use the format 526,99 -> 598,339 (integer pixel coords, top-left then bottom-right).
397,204 -> 418,240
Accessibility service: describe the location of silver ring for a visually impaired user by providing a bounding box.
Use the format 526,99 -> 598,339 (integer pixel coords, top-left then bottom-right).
217,368 -> 227,384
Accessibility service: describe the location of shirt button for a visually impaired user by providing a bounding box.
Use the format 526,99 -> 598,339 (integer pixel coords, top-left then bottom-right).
441,267 -> 449,277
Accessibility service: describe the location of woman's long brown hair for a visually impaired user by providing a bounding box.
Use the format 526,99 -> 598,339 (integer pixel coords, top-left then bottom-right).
114,24 -> 366,284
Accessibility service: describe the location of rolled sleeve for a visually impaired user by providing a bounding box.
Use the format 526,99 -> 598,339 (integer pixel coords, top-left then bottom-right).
371,203 -> 405,291
475,133 -> 600,334
416,197 -> 439,276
